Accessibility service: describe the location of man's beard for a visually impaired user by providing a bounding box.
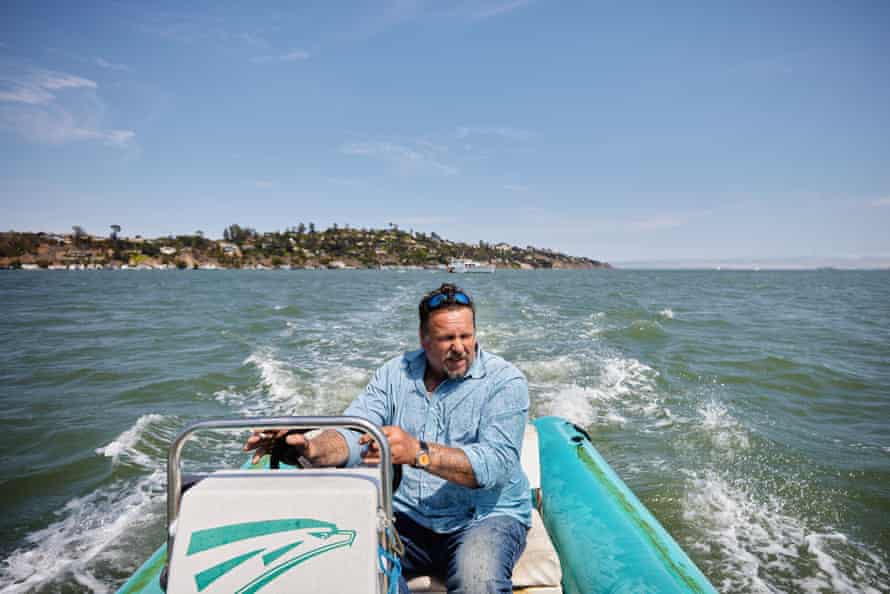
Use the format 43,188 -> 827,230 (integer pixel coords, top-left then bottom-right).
444,354 -> 469,379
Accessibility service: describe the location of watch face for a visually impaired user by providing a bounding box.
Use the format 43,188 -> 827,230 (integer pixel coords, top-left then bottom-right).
416,441 -> 431,468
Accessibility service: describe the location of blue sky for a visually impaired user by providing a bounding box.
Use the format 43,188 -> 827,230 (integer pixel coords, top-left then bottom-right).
2,1 -> 889,264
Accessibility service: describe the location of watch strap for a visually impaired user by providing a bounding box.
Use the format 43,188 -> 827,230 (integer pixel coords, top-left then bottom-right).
414,440 -> 431,468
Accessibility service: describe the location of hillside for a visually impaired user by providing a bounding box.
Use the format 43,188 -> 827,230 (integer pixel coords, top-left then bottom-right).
0,225 -> 610,270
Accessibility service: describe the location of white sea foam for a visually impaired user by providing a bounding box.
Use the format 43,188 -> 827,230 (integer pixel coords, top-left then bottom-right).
518,355 -> 581,384
580,311 -> 608,336
95,413 -> 164,467
0,471 -> 165,593
683,470 -> 890,594
2,416 -> 177,591
233,348 -> 371,417
596,357 -> 664,420
697,400 -> 750,450
537,384 -> 628,427
658,308 -> 674,319
533,355 -> 661,427
312,365 -> 371,411
244,348 -> 308,413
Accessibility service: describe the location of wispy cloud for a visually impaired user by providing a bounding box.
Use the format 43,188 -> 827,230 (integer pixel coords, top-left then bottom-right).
1,105 -> 134,145
870,197 -> 890,207
472,0 -> 532,19
503,184 -> 528,192
456,125 -> 530,141
254,180 -> 275,189
0,68 -> 96,105
95,57 -> 131,72
0,65 -> 133,146
340,140 -> 458,176
251,49 -> 311,64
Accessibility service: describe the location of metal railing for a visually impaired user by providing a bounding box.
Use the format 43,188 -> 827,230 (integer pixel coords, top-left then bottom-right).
166,416 -> 396,562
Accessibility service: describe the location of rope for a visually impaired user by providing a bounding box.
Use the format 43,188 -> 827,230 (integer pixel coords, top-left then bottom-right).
378,544 -> 402,594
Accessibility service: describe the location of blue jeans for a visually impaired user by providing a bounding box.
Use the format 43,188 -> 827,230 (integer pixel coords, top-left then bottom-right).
395,512 -> 528,594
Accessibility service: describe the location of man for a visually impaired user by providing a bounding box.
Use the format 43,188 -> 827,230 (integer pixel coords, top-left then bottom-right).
245,283 -> 531,594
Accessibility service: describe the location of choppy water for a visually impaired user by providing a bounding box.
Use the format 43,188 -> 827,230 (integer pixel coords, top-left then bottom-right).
0,270 -> 888,593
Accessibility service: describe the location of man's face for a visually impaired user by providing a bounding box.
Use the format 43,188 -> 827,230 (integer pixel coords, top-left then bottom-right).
421,307 -> 476,380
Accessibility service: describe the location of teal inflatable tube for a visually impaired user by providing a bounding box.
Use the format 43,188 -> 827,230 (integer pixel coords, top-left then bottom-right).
533,416 -> 717,594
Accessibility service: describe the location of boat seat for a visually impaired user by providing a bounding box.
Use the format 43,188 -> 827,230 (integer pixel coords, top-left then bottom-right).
406,426 -> 563,593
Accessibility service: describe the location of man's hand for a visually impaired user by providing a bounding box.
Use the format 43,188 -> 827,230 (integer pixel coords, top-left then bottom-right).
243,429 -> 309,465
359,426 -> 419,465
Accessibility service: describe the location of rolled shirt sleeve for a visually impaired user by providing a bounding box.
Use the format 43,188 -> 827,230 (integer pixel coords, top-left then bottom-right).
335,366 -> 392,467
460,376 -> 529,489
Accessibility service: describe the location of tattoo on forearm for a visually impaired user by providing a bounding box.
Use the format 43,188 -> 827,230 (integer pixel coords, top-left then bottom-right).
428,443 -> 479,488
308,430 -> 350,467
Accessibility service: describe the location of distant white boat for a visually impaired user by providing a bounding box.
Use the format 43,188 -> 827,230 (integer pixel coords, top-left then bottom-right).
448,259 -> 495,273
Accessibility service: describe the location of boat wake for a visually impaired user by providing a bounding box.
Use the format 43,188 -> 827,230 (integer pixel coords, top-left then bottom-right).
524,354 -> 667,428
0,417 -> 172,593
217,347 -> 371,417
683,469 -> 890,594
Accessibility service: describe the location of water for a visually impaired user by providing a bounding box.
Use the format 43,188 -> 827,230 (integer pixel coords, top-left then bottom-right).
0,270 -> 888,593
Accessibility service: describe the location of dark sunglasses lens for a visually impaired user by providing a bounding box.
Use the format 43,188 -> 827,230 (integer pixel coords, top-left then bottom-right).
454,293 -> 470,305
428,294 -> 446,308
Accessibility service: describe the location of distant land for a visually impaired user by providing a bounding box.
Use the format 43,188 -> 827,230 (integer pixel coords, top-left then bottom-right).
0,225 -> 610,271
617,257 -> 890,270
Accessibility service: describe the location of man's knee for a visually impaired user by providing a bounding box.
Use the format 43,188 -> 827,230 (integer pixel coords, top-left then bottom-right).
448,516 -> 527,594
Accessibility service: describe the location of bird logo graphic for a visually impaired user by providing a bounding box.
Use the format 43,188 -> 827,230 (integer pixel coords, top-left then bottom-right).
185,518 -> 356,593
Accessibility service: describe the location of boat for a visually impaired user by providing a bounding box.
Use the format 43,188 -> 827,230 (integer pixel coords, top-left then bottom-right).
447,259 -> 495,274
115,416 -> 717,594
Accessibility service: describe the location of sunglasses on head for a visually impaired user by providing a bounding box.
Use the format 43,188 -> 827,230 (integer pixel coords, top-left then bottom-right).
426,291 -> 472,309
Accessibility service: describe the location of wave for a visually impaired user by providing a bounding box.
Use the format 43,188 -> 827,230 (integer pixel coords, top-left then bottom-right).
0,471 -> 165,593
658,308 -> 675,319
683,470 -> 890,593
244,348 -> 309,412
696,400 -> 750,450
518,355 -> 582,384
95,413 -> 165,467
599,356 -> 658,399
536,384 -> 628,427
225,348 -> 371,417
271,304 -> 301,316
529,355 -> 664,428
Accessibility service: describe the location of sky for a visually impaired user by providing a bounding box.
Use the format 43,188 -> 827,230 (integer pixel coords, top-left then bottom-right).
2,1 -> 889,265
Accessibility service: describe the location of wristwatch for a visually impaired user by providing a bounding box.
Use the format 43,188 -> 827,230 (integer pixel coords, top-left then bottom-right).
414,440 -> 431,469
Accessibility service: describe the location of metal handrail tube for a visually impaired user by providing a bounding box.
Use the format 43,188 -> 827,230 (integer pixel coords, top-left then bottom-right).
166,416 -> 394,557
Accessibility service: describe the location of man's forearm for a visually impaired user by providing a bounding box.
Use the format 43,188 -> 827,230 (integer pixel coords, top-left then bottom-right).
306,429 -> 350,467
426,443 -> 478,488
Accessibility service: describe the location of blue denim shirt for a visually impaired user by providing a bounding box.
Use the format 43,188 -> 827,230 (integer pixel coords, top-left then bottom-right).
336,346 -> 532,533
